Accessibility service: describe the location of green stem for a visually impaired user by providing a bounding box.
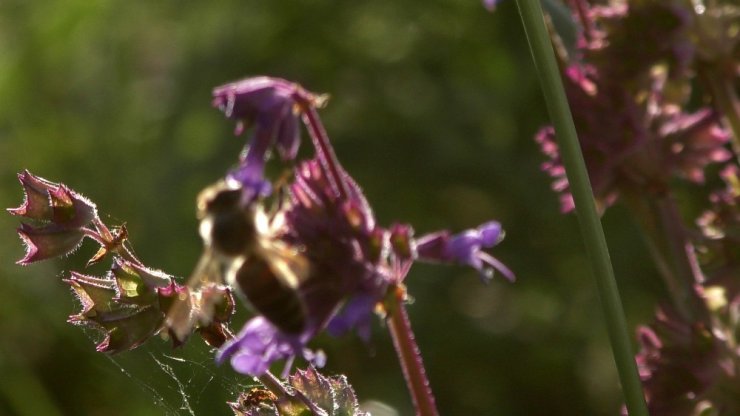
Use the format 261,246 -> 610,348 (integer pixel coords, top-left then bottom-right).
386,284 -> 439,416
514,0 -> 648,415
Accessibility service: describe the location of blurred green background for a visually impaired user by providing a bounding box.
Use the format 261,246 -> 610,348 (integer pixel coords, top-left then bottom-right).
0,0 -> 665,415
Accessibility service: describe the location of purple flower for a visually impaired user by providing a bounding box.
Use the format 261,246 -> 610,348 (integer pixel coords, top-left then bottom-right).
587,1 -> 695,82
215,157 -> 391,375
326,293 -> 377,341
536,1 -> 730,214
216,157 -> 513,375
213,76 -> 304,153
215,159 -> 514,376
634,306 -> 740,416
660,109 -> 732,183
210,76 -> 513,377
696,165 -> 740,301
216,317 -> 325,376
416,221 -> 514,282
212,77 -> 322,201
536,65 -> 729,214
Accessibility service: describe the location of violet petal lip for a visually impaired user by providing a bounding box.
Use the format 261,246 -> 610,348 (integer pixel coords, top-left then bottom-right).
415,221 -> 512,282
216,317 -> 320,376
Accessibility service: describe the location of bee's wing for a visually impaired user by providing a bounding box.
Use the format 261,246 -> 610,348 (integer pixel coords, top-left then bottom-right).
165,248 -> 225,342
261,243 -> 310,289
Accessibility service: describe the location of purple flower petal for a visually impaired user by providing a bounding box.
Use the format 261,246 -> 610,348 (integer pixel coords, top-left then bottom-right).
212,77 -> 306,157
216,317 -> 321,377
327,294 -> 377,341
416,221 -> 513,282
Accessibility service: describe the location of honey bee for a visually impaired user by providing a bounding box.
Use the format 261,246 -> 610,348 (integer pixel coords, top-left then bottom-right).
165,179 -> 310,341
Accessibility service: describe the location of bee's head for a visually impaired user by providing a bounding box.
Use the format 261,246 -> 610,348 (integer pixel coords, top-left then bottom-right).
197,180 -> 257,256
197,180 -> 244,219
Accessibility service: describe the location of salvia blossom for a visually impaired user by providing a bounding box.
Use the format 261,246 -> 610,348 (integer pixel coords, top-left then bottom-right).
698,164 -> 740,243
633,306 -> 740,416
7,75 -> 513,388
536,0 -> 731,213
416,221 -> 515,282
584,1 -> 695,82
209,77 -> 513,376
534,3 -> 740,413
696,164 -> 740,301
212,77 -> 323,202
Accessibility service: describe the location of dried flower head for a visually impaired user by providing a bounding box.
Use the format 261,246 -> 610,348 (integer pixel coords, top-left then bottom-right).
8,170 -> 98,264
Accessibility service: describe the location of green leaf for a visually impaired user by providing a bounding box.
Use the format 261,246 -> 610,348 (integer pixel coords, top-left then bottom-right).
328,375 -> 364,416
289,366 -> 335,414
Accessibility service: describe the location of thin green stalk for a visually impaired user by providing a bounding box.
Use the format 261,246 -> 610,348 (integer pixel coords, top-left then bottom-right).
514,0 -> 648,415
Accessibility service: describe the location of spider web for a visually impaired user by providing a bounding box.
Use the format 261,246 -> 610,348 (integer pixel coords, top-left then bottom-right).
98,340 -> 255,416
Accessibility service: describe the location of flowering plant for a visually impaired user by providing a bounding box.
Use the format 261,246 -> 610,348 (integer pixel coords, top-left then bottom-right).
6,0 -> 739,414
531,0 -> 740,413
8,76 -> 512,414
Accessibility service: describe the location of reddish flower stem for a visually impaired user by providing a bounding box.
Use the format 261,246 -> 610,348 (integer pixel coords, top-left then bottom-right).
569,0 -> 593,42
300,90 -> 438,415
386,284 -> 439,416
87,218 -> 145,267
301,106 -> 351,200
